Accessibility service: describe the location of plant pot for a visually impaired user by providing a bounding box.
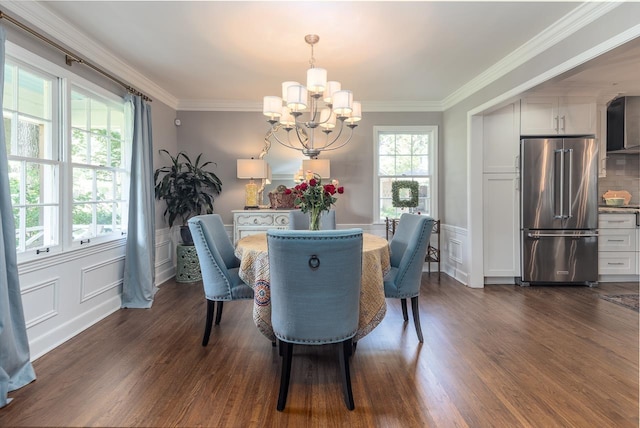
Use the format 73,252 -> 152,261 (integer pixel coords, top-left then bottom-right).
180,225 -> 194,245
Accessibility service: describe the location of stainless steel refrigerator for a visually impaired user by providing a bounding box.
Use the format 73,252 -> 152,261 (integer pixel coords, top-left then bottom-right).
520,136 -> 598,285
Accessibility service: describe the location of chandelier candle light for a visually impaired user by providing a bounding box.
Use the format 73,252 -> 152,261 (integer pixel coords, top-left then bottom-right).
262,34 -> 362,159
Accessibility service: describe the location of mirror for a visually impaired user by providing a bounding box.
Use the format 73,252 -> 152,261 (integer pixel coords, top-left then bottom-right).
257,129 -> 306,206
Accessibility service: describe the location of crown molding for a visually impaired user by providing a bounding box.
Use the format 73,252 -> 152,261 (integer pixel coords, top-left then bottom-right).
360,100 -> 444,113
177,99 -> 263,112
441,1 -> 621,110
177,99 -> 444,112
0,0 -> 179,109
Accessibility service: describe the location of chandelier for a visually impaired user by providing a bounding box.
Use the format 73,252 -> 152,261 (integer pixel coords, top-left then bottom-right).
262,34 -> 362,159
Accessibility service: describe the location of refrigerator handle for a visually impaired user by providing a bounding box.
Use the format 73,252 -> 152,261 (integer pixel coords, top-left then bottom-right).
566,148 -> 573,219
528,232 -> 599,238
554,149 -> 564,219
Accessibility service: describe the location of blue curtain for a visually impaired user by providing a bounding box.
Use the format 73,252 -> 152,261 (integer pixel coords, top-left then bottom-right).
0,25 -> 37,408
122,95 -> 157,308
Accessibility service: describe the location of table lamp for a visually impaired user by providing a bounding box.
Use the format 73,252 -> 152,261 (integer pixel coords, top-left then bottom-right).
237,159 -> 268,209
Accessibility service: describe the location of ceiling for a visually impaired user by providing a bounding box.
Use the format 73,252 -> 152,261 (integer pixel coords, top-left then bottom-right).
8,1 -> 640,110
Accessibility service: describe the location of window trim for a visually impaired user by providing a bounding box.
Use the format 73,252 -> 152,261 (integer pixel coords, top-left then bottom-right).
373,125 -> 438,224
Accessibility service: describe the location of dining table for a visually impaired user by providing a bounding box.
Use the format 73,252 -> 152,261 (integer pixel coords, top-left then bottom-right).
235,232 -> 391,342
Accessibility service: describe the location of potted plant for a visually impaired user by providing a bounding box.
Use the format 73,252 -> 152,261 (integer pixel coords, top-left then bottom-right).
154,149 -> 222,244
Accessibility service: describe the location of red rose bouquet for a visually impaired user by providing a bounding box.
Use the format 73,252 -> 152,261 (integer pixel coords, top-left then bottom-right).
287,172 -> 344,230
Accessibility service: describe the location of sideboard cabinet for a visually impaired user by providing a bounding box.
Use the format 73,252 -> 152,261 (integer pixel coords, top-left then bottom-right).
232,209 -> 291,243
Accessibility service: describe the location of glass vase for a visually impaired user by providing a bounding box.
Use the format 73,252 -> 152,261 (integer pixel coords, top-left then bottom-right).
309,209 -> 322,231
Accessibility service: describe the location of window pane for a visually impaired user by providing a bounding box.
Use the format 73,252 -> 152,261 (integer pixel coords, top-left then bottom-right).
90,132 -> 108,166
379,177 -> 395,198
19,202 -> 60,250
379,134 -> 395,155
96,170 -> 113,201
413,155 -> 430,175
413,135 -> 429,154
25,206 -> 45,250
8,160 -> 20,206
3,115 -> 11,153
380,198 -> 398,220
379,155 -> 396,175
71,92 -> 87,129
25,162 -> 57,204
72,203 -> 93,240
396,134 -> 412,154
18,69 -> 50,119
114,171 -> 125,200
96,203 -> 113,235
17,116 -> 44,158
395,155 -> 413,175
73,168 -> 94,201
90,99 -> 108,130
111,109 -> 124,139
114,202 -> 125,231
71,129 -> 89,164
110,136 -> 122,168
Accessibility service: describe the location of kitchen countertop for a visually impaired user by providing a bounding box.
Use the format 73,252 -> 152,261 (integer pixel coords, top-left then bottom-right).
599,206 -> 640,214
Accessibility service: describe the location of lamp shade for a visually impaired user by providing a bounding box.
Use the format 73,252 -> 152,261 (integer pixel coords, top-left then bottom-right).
237,159 -> 268,179
332,90 -> 353,116
302,159 -> 331,179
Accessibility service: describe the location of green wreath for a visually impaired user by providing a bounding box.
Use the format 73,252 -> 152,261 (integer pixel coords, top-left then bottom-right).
391,180 -> 419,208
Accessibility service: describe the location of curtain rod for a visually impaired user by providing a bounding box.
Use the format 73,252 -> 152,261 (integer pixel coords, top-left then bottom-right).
0,9 -> 152,102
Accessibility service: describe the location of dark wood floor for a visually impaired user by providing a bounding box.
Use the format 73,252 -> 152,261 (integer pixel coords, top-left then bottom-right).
1,274 -> 638,427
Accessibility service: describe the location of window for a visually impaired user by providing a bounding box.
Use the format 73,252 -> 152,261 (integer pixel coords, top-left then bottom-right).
5,46 -> 130,261
70,88 -> 128,242
374,126 -> 438,223
4,61 -> 60,254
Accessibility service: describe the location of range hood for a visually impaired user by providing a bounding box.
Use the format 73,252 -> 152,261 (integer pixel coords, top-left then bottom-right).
607,96 -> 640,154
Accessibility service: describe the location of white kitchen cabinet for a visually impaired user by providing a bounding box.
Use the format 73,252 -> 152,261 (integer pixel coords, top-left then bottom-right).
233,209 -> 291,243
598,213 -> 640,279
483,173 -> 520,279
521,96 -> 596,136
483,102 -> 520,173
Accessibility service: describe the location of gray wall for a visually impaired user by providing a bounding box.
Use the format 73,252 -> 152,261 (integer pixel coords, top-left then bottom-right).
174,111 -> 443,225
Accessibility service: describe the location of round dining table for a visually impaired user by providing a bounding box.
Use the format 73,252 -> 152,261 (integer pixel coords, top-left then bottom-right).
235,232 -> 391,342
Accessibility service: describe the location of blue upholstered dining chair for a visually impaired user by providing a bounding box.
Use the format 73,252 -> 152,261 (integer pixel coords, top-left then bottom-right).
188,214 -> 253,346
267,229 -> 363,411
288,209 -> 336,230
384,213 -> 434,343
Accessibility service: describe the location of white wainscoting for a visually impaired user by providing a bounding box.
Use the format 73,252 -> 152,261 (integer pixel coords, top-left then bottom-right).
441,223 -> 470,286
19,240 -> 126,360
20,228 -> 179,360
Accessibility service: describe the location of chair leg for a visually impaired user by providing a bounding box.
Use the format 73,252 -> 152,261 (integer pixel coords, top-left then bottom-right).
214,301 -> 224,325
277,341 -> 293,411
202,300 -> 215,347
339,339 -> 355,410
410,296 -> 424,343
401,298 -> 409,322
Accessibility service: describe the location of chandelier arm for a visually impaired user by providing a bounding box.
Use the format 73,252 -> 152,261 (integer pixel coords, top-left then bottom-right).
317,126 -> 355,152
268,126 -> 305,152
321,119 -> 346,149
